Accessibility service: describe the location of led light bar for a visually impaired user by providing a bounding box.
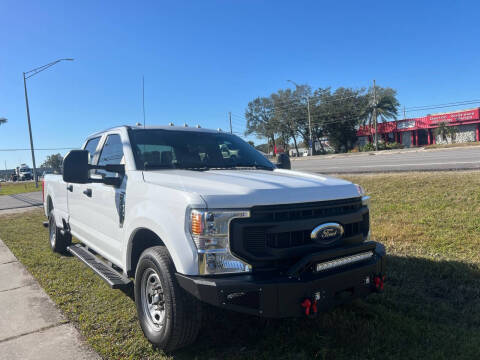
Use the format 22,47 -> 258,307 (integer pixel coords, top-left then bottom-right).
315,251 -> 373,272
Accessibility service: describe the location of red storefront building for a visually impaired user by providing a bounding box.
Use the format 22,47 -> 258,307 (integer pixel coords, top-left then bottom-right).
357,108 -> 480,147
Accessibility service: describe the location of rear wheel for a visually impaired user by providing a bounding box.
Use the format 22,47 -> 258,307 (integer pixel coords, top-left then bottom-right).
48,212 -> 71,254
134,246 -> 202,352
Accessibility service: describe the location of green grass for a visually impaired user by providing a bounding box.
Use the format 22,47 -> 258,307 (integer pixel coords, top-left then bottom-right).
424,142 -> 480,150
0,181 -> 39,195
0,171 -> 479,359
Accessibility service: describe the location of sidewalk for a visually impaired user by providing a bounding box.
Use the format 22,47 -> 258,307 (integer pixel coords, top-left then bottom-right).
0,238 -> 99,360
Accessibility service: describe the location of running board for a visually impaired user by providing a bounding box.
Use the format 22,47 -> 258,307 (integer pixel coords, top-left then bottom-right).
67,244 -> 132,289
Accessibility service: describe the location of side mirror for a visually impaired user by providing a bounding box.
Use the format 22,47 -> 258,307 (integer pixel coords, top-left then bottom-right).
63,149 -> 125,185
276,153 -> 291,170
63,150 -> 90,183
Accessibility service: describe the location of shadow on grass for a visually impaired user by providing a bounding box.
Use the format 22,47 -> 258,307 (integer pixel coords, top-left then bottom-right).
167,255 -> 480,360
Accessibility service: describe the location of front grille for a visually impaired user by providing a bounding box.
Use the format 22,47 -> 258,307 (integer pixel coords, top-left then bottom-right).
230,198 -> 369,270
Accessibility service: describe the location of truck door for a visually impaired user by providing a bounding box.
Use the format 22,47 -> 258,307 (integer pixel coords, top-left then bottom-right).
67,136 -> 102,247
83,133 -> 126,264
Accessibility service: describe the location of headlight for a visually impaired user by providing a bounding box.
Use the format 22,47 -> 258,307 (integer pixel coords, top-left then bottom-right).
355,184 -> 370,207
188,209 -> 252,275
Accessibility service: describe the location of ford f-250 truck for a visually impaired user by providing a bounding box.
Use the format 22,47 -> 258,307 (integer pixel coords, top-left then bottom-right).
43,125 -> 385,352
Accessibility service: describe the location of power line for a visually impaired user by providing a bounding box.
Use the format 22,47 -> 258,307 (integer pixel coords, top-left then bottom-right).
0,147 -> 74,152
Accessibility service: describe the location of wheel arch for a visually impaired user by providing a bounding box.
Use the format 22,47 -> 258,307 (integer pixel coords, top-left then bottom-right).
127,227 -> 166,277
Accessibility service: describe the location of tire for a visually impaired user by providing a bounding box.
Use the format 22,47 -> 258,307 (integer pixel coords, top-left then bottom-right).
134,246 -> 202,352
48,211 -> 71,254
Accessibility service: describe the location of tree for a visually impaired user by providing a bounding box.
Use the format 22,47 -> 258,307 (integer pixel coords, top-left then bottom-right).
0,117 -> 7,127
245,97 -> 278,154
41,153 -> 63,172
434,122 -> 449,143
271,87 -> 306,156
448,126 -> 458,143
363,87 -> 399,127
311,87 -> 369,153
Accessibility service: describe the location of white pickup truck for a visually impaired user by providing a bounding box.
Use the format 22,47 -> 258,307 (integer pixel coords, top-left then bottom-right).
43,125 -> 385,352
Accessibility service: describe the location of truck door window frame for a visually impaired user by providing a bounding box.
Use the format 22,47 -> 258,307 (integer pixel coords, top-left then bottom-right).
83,136 -> 102,165
95,133 -> 125,177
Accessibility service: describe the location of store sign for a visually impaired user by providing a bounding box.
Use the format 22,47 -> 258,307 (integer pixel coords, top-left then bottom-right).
397,120 -> 415,129
429,109 -> 479,123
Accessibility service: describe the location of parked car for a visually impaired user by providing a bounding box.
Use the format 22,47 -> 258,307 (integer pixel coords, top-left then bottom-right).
43,125 -> 385,352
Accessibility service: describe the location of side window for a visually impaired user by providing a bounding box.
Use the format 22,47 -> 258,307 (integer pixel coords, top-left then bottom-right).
96,134 -> 124,177
83,137 -> 101,164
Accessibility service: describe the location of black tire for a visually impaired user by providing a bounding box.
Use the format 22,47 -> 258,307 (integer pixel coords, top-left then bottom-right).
134,246 -> 202,352
48,212 -> 71,254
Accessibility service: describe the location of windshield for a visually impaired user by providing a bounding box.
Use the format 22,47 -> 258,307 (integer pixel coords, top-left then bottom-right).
129,129 -> 274,171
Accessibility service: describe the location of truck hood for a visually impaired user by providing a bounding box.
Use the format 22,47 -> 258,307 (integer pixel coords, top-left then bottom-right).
142,168 -> 360,208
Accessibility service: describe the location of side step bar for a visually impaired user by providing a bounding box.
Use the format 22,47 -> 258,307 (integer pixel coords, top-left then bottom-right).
67,244 -> 132,289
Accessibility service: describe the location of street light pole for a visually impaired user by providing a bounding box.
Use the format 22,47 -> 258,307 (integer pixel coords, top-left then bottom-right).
287,80 -> 312,156
23,58 -> 74,188
23,72 -> 38,187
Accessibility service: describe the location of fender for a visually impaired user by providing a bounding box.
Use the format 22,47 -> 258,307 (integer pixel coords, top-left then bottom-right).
123,201 -> 199,276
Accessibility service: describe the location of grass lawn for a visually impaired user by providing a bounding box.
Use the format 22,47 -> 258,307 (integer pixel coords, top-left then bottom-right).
0,171 -> 479,359
0,181 -> 39,195
424,142 -> 480,150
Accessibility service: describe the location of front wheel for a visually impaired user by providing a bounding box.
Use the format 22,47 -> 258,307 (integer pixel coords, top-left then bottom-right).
134,246 -> 202,352
48,212 -> 71,254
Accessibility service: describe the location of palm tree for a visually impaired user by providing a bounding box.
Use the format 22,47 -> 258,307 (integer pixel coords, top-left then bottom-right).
364,87 -> 399,127
434,122 -> 449,143
0,117 -> 7,126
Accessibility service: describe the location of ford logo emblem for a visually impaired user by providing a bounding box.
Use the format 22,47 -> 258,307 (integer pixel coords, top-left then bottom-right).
311,222 -> 344,246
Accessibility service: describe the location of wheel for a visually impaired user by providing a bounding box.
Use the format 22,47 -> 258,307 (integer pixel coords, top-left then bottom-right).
134,246 -> 202,352
48,211 -> 71,254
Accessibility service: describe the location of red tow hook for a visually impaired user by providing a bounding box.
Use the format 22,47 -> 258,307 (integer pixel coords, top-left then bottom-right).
373,275 -> 385,292
301,298 -> 318,318
301,298 -> 312,316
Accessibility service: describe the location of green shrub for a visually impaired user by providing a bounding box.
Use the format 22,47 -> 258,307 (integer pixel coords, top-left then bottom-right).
360,143 -> 375,152
386,142 -> 404,150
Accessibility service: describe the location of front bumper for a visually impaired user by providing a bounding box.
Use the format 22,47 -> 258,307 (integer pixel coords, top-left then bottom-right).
176,241 -> 386,318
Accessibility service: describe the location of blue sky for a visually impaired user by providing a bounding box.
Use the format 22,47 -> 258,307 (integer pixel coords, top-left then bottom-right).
1,0 -> 480,168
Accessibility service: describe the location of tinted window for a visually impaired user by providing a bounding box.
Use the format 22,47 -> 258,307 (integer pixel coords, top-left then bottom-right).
83,137 -> 101,164
97,134 -> 124,177
129,129 -> 273,171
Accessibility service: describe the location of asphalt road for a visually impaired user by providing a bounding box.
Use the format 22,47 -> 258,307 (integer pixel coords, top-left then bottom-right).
0,192 -> 43,211
291,147 -> 480,173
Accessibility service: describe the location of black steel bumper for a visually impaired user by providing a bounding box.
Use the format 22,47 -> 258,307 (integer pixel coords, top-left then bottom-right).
176,241 -> 386,318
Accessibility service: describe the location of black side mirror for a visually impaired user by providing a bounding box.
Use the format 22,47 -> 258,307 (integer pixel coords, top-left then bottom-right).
276,153 -> 291,170
63,149 -> 125,186
63,150 -> 90,183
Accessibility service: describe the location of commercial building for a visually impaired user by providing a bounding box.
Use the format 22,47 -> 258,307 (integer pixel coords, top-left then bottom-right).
357,108 -> 480,147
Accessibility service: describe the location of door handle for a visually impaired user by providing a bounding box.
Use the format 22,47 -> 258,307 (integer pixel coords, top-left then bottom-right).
83,188 -> 92,197
67,185 -> 73,192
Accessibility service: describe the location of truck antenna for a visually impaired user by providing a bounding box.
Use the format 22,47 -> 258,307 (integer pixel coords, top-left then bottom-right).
142,75 -> 146,128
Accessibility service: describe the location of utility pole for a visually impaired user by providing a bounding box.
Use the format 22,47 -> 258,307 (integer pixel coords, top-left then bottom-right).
22,58 -> 74,188
306,96 -> 312,155
229,112 -> 232,134
373,79 -> 378,151
23,72 -> 38,187
403,106 -> 406,120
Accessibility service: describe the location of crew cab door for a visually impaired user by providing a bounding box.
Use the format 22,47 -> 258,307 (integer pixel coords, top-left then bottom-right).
67,136 -> 102,246
83,133 -> 127,264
